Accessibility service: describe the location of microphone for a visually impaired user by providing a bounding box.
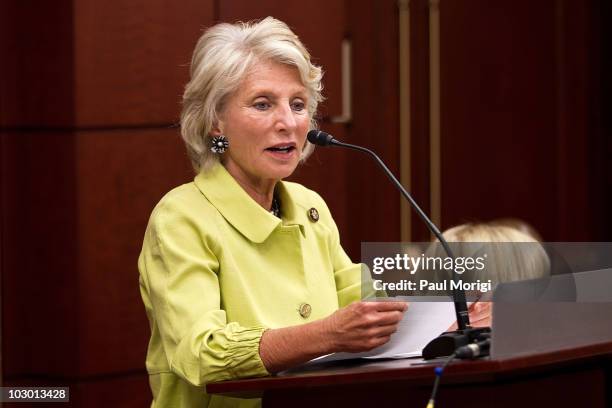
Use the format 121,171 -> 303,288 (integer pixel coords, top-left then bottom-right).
307,130 -> 336,146
308,129 -> 490,358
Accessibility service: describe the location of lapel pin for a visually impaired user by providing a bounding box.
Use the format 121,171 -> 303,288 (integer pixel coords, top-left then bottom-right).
308,208 -> 319,222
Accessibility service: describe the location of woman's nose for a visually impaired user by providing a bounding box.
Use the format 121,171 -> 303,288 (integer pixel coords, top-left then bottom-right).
274,104 -> 297,132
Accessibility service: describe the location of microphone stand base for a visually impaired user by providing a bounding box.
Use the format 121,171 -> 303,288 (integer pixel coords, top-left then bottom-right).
422,327 -> 491,360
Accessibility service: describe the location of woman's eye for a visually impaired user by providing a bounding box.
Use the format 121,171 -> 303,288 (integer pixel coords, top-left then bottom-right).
253,101 -> 270,110
291,101 -> 305,112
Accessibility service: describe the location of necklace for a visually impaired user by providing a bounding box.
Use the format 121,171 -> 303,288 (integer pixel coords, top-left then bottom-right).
269,196 -> 281,218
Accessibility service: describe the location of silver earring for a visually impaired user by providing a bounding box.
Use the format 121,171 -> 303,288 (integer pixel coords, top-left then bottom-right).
210,135 -> 229,154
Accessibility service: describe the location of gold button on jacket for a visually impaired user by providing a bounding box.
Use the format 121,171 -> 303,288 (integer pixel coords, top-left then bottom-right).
299,303 -> 312,318
138,163 -> 364,408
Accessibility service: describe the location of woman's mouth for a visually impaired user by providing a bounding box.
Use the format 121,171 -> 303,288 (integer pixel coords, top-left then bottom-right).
264,144 -> 297,158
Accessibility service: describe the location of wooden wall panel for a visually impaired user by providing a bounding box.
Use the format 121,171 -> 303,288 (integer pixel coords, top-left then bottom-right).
597,0 -> 612,241
74,128 -> 192,375
438,0 -> 557,236
2,373 -> 150,408
0,128 -> 184,380
437,0 -> 588,240
408,0 -> 433,242
69,374 -> 150,408
345,0 -> 401,254
73,0 -> 213,127
0,1 -> 74,127
1,131 -> 79,377
554,0 -> 598,240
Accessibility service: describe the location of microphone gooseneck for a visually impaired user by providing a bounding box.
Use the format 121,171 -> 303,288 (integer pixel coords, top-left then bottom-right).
307,129 -> 471,331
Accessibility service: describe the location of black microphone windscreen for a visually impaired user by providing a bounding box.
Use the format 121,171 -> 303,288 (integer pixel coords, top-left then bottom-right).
307,130 -> 334,146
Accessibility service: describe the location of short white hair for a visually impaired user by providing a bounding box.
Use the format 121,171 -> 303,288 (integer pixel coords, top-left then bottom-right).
430,223 -> 551,285
180,17 -> 324,172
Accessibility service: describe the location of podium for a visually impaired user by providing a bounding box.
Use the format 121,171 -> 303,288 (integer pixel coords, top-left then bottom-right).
209,271 -> 612,406
207,341 -> 612,407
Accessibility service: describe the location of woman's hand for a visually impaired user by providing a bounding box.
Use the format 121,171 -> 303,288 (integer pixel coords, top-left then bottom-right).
446,301 -> 492,331
259,300 -> 407,373
322,301 -> 408,353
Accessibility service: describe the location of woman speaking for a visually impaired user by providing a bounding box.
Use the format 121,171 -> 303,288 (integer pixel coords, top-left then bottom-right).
138,17 -> 407,407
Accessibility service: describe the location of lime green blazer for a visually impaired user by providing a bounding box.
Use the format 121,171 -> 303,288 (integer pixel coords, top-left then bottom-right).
138,163 -> 362,407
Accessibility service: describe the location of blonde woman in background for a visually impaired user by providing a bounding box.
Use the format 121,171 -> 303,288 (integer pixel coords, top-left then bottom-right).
488,217 -> 543,242
428,221 -> 550,329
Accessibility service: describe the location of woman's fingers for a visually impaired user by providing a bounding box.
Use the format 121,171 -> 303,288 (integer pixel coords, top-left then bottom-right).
371,323 -> 399,337
360,301 -> 407,327
367,335 -> 392,350
373,310 -> 405,326
371,301 -> 409,312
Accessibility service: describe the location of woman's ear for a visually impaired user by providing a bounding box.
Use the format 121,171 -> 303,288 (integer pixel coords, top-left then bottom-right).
210,109 -> 226,136
210,122 -> 223,137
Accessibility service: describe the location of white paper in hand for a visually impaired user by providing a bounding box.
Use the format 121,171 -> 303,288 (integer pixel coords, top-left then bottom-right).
311,300 -> 457,363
